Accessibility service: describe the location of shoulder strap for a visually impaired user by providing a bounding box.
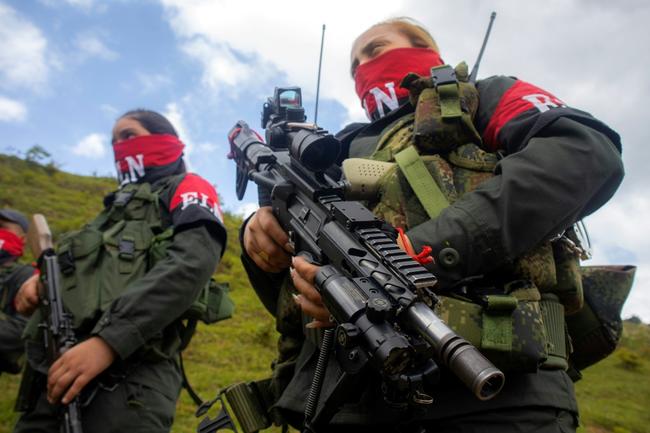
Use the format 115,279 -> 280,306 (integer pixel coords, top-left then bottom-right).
394,146 -> 450,220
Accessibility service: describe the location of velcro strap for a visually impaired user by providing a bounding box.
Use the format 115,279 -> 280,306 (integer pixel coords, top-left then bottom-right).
431,65 -> 462,119
481,295 -> 517,352
394,146 -> 449,220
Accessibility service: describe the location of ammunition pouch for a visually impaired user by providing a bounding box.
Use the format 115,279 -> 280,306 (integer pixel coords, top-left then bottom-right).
401,63 -> 482,153
434,281 -> 569,372
566,265 -> 636,372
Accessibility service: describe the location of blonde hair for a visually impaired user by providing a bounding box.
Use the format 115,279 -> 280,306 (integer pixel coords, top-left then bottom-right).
350,17 -> 439,76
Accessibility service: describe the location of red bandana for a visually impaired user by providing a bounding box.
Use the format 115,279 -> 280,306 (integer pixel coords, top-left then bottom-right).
0,229 -> 24,258
113,134 -> 185,185
354,47 -> 444,120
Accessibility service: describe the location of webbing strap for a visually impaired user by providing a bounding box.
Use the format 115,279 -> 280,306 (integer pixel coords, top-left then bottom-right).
394,146 -> 449,220
439,83 -> 463,119
481,295 -> 517,352
431,65 -> 462,119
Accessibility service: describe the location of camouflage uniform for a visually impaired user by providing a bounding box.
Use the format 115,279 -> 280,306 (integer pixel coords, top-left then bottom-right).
241,69 -> 624,432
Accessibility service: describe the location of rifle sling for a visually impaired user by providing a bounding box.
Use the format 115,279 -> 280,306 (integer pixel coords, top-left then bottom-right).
394,146 -> 449,220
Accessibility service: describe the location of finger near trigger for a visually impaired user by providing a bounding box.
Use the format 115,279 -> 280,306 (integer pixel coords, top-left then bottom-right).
290,268 -> 322,305
292,256 -> 319,282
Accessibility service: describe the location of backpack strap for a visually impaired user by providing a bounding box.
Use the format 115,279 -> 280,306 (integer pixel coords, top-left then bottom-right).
394,145 -> 449,220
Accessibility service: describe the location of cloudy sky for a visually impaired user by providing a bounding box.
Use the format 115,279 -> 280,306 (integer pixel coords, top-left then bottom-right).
1,0 -> 648,320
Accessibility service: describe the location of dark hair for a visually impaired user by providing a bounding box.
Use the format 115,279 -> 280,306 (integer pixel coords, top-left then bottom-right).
119,109 -> 178,137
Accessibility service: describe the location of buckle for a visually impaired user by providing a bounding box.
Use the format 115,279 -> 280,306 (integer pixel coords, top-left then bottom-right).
431,65 -> 457,87
118,238 -> 135,260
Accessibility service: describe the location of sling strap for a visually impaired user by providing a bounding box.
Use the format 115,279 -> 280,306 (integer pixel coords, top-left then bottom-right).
394,145 -> 449,220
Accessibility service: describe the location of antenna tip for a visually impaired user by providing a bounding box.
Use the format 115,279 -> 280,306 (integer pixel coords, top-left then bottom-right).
491,11 -> 496,18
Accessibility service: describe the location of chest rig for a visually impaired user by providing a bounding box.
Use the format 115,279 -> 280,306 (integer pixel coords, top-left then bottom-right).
52,175 -> 232,340
345,63 -> 585,372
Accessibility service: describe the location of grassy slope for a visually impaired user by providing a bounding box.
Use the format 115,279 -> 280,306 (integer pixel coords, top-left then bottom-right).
1,154 -> 648,433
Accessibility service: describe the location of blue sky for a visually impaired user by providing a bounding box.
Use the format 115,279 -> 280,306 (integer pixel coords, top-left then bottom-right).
2,0 -> 649,321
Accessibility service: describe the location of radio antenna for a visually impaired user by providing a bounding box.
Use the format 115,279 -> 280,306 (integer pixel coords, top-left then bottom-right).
314,24 -> 326,124
469,12 -> 497,83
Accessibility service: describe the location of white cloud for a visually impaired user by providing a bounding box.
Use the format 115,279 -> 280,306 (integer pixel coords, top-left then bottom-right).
0,4 -> 49,90
71,133 -> 108,158
163,102 -> 194,169
235,202 -> 258,219
73,32 -> 118,61
160,0 -> 404,116
0,96 -> 27,122
136,72 -> 172,94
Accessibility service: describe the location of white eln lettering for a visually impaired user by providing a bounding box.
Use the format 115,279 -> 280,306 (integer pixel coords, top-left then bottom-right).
125,154 -> 145,180
180,192 -> 199,210
522,94 -> 565,113
180,190 -> 223,222
369,82 -> 399,117
200,193 -> 210,208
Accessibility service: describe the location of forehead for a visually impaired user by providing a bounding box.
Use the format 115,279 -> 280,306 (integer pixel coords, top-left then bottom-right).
351,24 -> 407,57
112,117 -> 144,134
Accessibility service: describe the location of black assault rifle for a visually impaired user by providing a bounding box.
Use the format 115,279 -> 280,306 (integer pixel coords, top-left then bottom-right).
199,88 -> 505,433
26,214 -> 84,433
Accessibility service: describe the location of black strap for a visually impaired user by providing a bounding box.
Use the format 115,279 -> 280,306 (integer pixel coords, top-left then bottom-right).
180,351 -> 204,407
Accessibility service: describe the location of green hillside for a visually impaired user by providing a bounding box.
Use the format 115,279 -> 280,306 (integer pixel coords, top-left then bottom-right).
1,153 -> 648,433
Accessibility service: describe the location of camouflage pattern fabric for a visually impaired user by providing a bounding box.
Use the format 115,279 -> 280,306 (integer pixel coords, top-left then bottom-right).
566,265 -> 636,370
360,65 -> 585,371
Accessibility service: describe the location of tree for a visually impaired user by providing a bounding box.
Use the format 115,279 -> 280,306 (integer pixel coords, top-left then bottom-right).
24,145 -> 51,163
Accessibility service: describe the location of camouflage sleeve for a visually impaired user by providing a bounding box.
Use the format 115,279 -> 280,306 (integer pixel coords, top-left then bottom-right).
93,225 -> 222,360
407,113 -> 624,287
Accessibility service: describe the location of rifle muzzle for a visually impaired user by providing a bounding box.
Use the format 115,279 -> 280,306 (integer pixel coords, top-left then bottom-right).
405,302 -> 505,400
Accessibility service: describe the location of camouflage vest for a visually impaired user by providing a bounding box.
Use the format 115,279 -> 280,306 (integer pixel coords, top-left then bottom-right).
33,175 -> 233,357
351,63 -> 588,372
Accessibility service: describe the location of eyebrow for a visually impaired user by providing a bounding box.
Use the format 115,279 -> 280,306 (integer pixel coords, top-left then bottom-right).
111,127 -> 136,145
351,37 -> 388,76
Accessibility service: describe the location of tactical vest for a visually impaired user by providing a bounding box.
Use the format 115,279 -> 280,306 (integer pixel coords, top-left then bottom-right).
351,62 -> 634,374
48,175 -> 233,357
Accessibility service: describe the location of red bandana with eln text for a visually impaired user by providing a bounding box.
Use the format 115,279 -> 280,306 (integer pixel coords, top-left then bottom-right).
0,229 -> 24,258
113,134 -> 185,185
354,47 -> 444,120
